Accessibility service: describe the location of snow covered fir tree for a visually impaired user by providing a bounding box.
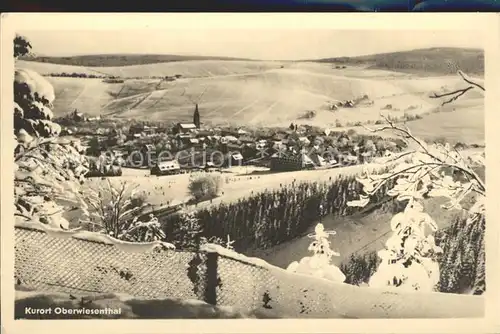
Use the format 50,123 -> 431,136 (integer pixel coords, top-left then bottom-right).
286,223 -> 346,283
345,90 -> 485,294
367,198 -> 443,291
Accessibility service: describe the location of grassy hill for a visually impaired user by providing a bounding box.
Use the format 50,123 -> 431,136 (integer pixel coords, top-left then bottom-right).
16,59 -> 282,79
16,47 -> 484,144
22,48 -> 484,76
19,54 -> 253,67
312,48 -> 484,76
18,60 -> 483,130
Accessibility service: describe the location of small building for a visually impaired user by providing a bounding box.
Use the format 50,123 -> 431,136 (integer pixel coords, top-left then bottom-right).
203,161 -> 218,172
175,134 -> 193,147
225,135 -> 239,143
226,152 -> 244,167
112,150 -> 125,158
298,136 -> 311,146
143,125 -> 158,136
238,135 -> 255,143
189,138 -> 200,146
272,141 -> 286,150
309,153 -> 326,167
220,136 -> 239,145
196,130 -> 213,138
129,124 -> 145,135
360,151 -> 373,163
151,160 -> 181,176
270,153 -> 315,172
273,133 -> 287,141
226,142 -> 244,151
175,123 -> 197,134
342,154 -> 359,166
256,140 -> 267,150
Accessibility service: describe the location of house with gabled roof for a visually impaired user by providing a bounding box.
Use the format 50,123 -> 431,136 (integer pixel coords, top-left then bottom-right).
175,123 -> 197,134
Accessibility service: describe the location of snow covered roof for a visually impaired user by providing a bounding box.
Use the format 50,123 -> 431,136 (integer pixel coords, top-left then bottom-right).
302,154 -> 315,165
178,123 -> 197,129
142,144 -> 155,151
231,153 -> 243,160
345,155 -> 358,162
298,137 -> 310,143
224,136 -> 239,142
157,160 -> 180,170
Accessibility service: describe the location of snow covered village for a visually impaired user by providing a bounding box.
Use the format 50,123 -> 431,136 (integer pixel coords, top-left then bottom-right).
9,20 -> 488,321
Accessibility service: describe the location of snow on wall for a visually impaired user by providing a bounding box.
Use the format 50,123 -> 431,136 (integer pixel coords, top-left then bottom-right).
14,223 -> 484,318
14,220 -> 175,252
202,244 -> 485,318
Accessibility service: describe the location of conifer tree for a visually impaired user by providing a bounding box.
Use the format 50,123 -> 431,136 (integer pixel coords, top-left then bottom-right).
14,34 -> 90,229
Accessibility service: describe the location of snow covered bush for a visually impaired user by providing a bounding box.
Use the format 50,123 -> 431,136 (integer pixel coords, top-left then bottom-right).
188,174 -> 222,203
14,35 -> 90,229
83,180 -> 165,242
366,199 -> 444,291
346,71 -> 485,292
14,35 -> 33,58
286,223 -> 346,283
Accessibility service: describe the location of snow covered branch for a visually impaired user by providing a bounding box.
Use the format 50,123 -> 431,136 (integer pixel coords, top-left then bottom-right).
346,70 -> 486,291
82,180 -> 165,243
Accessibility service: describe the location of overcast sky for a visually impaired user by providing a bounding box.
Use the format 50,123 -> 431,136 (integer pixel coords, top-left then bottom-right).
19,30 -> 484,60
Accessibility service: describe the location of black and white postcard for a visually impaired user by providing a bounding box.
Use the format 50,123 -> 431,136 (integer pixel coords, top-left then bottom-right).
1,12 -> 499,334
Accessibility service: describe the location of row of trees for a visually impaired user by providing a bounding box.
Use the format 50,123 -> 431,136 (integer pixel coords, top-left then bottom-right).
45,72 -> 107,79
161,172 -> 394,252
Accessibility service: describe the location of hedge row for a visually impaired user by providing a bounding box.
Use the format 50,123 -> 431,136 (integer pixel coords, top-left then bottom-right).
161,169 -> 393,252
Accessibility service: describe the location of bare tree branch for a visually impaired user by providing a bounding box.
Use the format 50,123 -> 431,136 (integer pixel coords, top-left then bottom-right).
429,70 -> 484,106
364,114 -> 443,164
429,86 -> 474,106
458,70 -> 485,91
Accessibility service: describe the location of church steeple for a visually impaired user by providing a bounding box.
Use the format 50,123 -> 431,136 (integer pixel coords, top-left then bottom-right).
193,103 -> 200,129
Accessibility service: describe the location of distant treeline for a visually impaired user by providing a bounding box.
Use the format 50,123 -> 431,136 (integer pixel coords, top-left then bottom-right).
340,213 -> 486,295
45,72 -> 107,78
161,170 -> 394,252
44,72 -> 182,81
20,54 -> 252,67
313,48 -> 484,76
